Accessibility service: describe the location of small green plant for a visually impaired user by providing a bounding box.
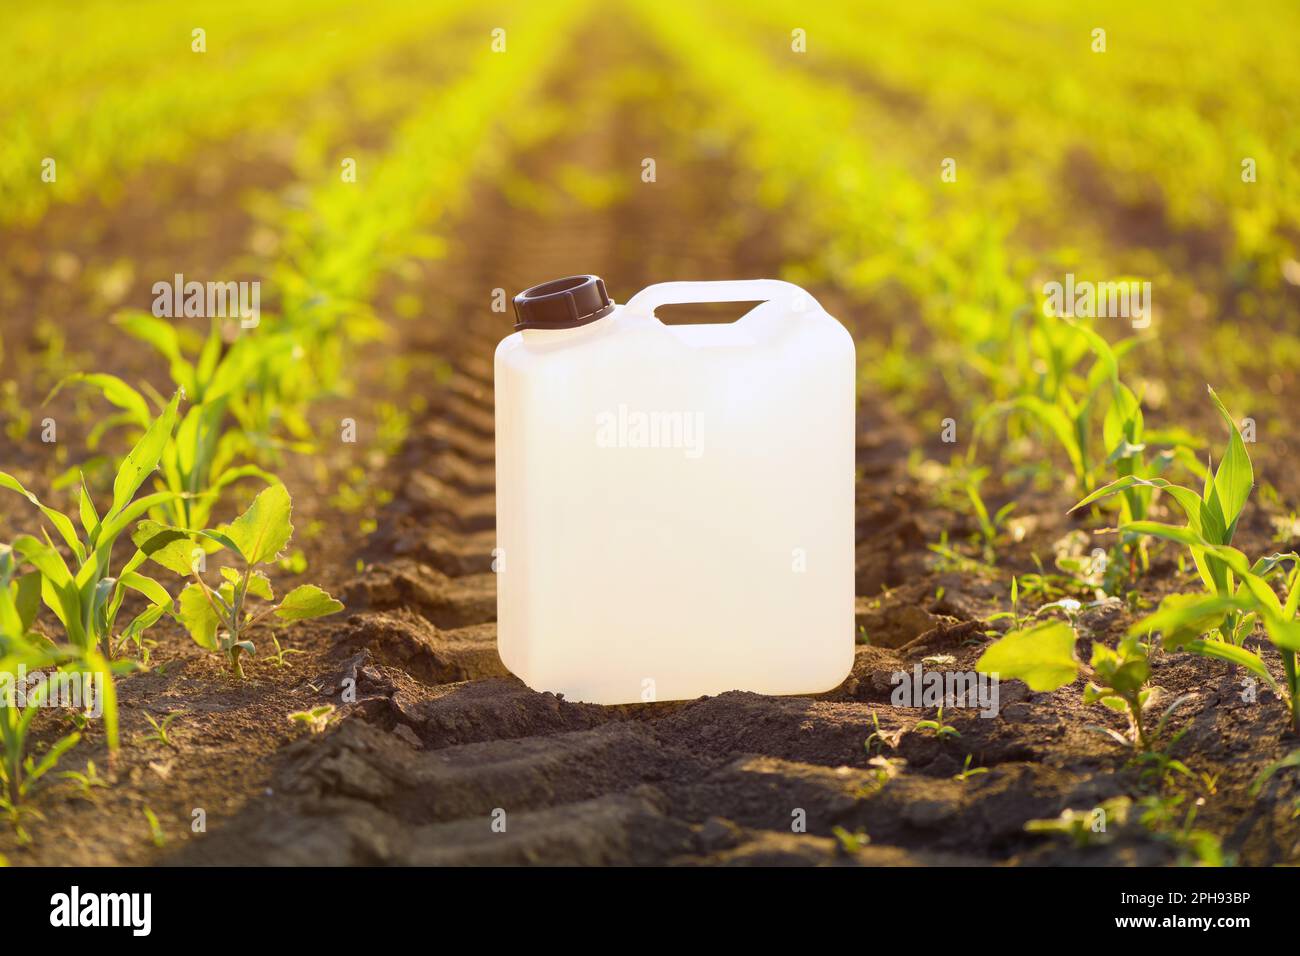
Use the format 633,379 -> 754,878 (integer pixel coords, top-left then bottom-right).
965,474 -> 1015,562
913,706 -> 960,740
831,825 -> 870,854
143,806 -> 165,848
976,619 -> 1163,749
864,711 -> 901,754
59,760 -> 109,800
141,711 -> 183,750
289,704 -> 337,734
954,754 -> 988,782
1086,388 -> 1300,730
1250,749 -> 1300,818
264,634 -> 305,668
134,483 -> 342,678
1025,797 -> 1131,848
0,390 -> 181,663
0,544 -> 94,839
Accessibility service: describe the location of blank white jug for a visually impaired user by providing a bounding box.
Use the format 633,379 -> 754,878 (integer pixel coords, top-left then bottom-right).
494,276 -> 855,705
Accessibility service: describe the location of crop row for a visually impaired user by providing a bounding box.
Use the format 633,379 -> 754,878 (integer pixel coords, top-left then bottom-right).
0,0 -> 590,843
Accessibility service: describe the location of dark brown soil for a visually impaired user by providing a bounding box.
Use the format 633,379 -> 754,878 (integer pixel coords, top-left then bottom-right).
2,21 -> 1299,868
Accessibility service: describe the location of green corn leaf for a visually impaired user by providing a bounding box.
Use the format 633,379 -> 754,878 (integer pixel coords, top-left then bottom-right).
12,535 -> 86,648
1250,750 -> 1300,797
1120,520 -> 1206,549
119,571 -> 173,610
1206,386 -> 1253,535
223,483 -> 292,566
45,372 -> 152,428
0,472 -> 85,561
24,730 -> 81,790
976,620 -> 1080,692
121,602 -> 169,648
83,649 -> 119,751
1186,639 -> 1276,689
78,473 -> 101,541
275,584 -> 343,622
1131,592 -> 1255,648
114,310 -> 194,393
108,389 -> 181,522
1263,616 -> 1300,653
14,571 -> 42,635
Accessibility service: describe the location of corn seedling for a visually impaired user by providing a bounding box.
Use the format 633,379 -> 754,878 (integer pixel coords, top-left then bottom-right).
0,544 -> 108,837
864,711 -> 901,754
954,754 -> 988,782
60,760 -> 108,800
134,484 -> 342,677
0,390 -> 182,664
141,711 -> 182,750
143,806 -> 165,848
52,345 -> 279,533
264,634 -> 305,668
913,706 -> 960,740
1085,389 -> 1300,729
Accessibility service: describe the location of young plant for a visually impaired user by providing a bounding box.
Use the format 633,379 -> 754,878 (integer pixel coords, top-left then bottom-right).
1088,388 -> 1300,729
0,389 -> 181,663
975,619 -> 1162,749
1073,386 -> 1251,637
0,547 -> 83,839
60,760 -> 109,800
913,706 -> 960,740
954,754 -> 988,782
51,357 -> 277,532
134,483 -> 342,677
141,711 -> 183,750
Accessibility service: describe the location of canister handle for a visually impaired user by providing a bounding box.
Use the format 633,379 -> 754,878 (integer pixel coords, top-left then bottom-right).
622,280 -> 823,320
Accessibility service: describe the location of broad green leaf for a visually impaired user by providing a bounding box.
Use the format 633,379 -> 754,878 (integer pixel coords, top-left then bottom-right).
223,483 -> 292,566
220,567 -> 274,601
132,520 -> 199,576
176,583 -> 221,651
976,620 -> 1080,692
275,584 -> 343,622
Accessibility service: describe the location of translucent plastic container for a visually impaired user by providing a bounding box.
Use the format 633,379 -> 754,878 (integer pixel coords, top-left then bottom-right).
494,277 -> 855,704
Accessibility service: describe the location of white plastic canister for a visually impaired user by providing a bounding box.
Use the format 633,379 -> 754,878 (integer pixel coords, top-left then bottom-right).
494,277 -> 855,704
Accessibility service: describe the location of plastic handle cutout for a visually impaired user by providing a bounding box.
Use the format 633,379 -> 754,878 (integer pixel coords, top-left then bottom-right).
622,280 -> 821,320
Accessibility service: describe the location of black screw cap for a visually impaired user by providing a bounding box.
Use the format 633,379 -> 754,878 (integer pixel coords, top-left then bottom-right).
513,275 -> 614,331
